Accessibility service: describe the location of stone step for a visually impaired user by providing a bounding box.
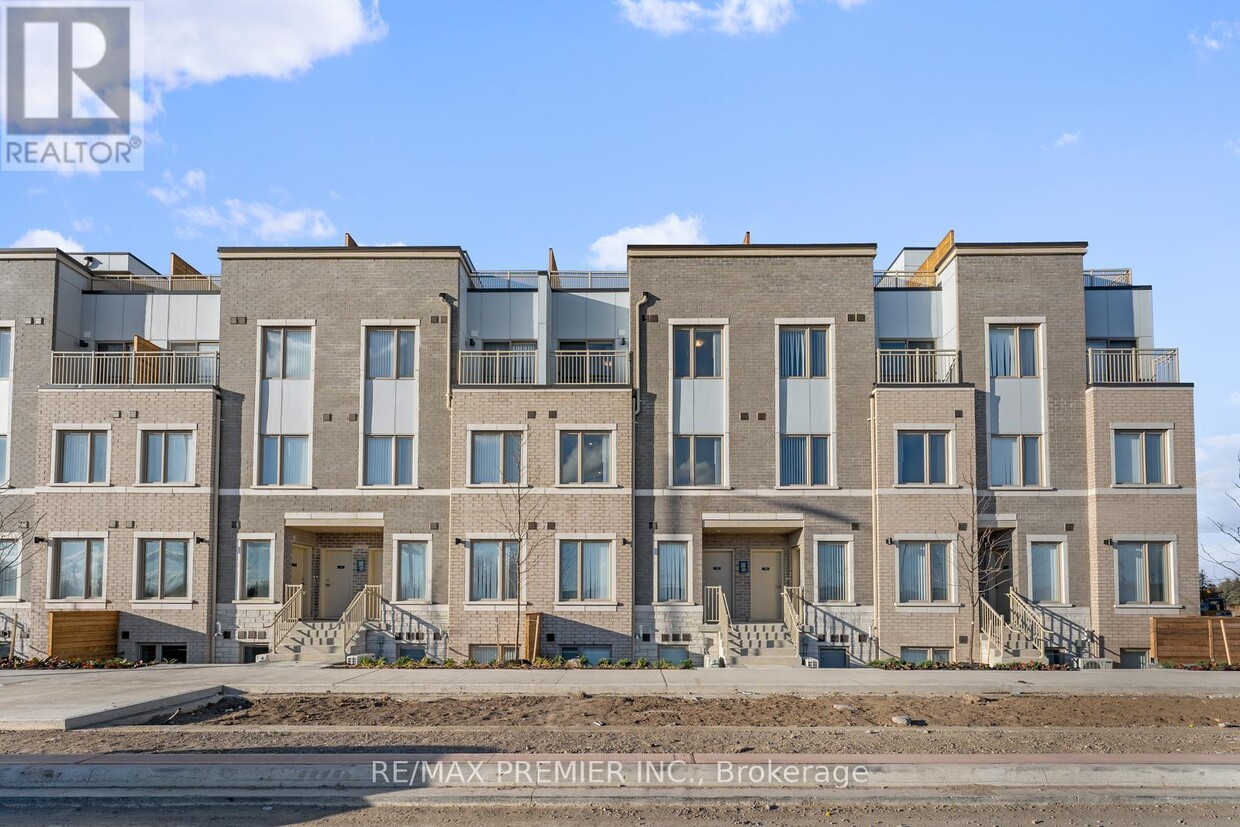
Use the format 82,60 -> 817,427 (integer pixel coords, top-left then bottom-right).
264,651 -> 342,664
728,653 -> 805,668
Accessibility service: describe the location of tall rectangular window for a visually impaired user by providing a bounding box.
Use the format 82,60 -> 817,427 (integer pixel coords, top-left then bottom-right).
656,541 -> 688,603
779,326 -> 829,378
258,434 -> 309,485
672,326 -> 722,378
988,325 -> 1038,378
1030,541 -> 1064,604
816,541 -> 848,603
559,431 -> 611,485
366,328 -> 416,379
364,436 -> 415,486
469,540 -> 519,601
240,540 -> 271,600
558,540 -> 612,602
1117,541 -> 1171,604
0,540 -> 19,599
990,434 -> 1040,487
52,538 -> 105,599
0,328 -> 11,379
471,432 -> 522,484
57,430 -> 108,483
263,328 -> 311,379
1114,430 -> 1167,485
396,540 -> 428,601
780,435 -> 830,486
672,435 -> 722,486
898,541 -> 950,603
897,431 -> 948,485
141,431 -> 193,484
138,539 -> 188,600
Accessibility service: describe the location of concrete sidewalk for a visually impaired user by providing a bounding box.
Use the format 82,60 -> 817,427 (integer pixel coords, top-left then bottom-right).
0,751 -> 1237,803
1,661 -> 1238,730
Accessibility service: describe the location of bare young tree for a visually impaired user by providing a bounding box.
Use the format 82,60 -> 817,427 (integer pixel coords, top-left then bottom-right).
942,439 -> 1010,663
1203,455 -> 1240,581
482,433 -> 554,661
0,492 -> 45,658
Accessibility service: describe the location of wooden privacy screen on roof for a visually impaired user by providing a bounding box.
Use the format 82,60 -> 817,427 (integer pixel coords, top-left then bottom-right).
170,252 -> 200,276
48,610 -> 119,660
1150,616 -> 1240,665
131,335 -> 163,384
524,611 -> 543,660
910,229 -> 954,287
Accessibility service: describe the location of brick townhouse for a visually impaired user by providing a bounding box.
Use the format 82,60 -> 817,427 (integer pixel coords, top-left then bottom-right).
0,234 -> 1197,669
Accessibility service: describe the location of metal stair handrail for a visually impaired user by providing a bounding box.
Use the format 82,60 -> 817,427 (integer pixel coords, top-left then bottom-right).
979,596 -> 1005,663
781,586 -> 806,658
267,584 -> 304,650
335,585 -> 383,653
1007,588 -> 1048,659
704,585 -> 732,664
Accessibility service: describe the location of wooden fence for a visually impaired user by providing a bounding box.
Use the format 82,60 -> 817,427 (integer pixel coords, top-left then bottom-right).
1150,616 -> 1240,665
48,611 -> 119,660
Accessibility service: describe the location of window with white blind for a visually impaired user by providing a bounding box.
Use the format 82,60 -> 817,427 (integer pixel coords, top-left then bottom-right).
258,434 -> 309,486
673,326 -> 722,378
559,431 -> 612,485
396,539 -> 428,602
469,540 -> 519,602
558,540 -> 613,602
1114,430 -> 1168,485
56,430 -> 108,484
137,538 -> 189,600
141,431 -> 193,484
0,540 -> 20,599
1030,541 -> 1065,604
897,541 -> 951,603
470,432 -> 522,485
990,434 -> 1040,487
262,328 -> 312,379
897,431 -> 949,485
366,328 -> 416,379
779,326 -> 828,378
988,325 -> 1038,378
239,539 -> 272,601
1116,540 -> 1173,605
51,538 -> 105,599
780,435 -> 830,486
672,435 -> 722,486
815,540 -> 850,603
655,540 -> 689,603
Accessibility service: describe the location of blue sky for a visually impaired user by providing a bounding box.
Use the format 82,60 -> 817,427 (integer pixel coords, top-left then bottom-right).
2,0 -> 1238,568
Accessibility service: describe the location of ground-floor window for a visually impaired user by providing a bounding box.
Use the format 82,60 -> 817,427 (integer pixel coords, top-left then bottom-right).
562,644 -> 612,664
470,644 -> 517,664
241,645 -> 268,664
138,642 -> 188,663
1119,648 -> 1149,669
817,647 -> 849,668
1116,541 -> 1172,604
397,645 -> 427,661
658,645 -> 690,664
900,646 -> 951,664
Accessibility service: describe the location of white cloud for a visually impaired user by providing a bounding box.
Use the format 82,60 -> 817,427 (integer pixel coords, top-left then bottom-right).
1053,131 -> 1080,148
145,1 -> 387,92
10,229 -> 83,250
147,169 -> 208,206
1227,138 -> 1240,156
617,0 -> 854,35
1231,391 -> 1240,408
72,218 -> 94,233
176,199 -> 335,242
1190,22 -> 1239,56
589,213 -> 707,269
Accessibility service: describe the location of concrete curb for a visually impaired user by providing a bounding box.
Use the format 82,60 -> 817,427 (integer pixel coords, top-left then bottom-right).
6,686 -> 224,731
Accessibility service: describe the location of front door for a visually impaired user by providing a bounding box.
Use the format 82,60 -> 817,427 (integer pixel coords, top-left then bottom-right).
750,549 -> 783,621
290,543 -> 312,619
320,548 -> 354,619
703,550 -> 733,622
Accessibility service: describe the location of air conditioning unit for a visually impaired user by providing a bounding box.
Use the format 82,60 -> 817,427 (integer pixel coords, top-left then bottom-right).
1076,658 -> 1113,670
803,657 -> 819,669
254,652 -> 270,664
345,653 -> 376,666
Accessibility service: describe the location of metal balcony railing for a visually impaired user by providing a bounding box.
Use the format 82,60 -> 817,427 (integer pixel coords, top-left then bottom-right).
87,274 -> 221,292
467,270 -> 629,291
1086,348 -> 1179,384
554,350 -> 629,385
49,351 -> 220,386
873,270 -> 938,288
457,350 -> 538,385
876,349 -> 960,384
1083,269 -> 1132,287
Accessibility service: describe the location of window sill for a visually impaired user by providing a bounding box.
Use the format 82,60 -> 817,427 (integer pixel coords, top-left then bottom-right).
893,484 -> 960,490
232,600 -> 279,608
1114,603 -> 1183,612
464,602 -> 524,611
894,603 -> 963,613
47,482 -> 111,489
813,601 -> 861,608
134,482 -> 198,488
554,483 -> 620,490
1111,484 -> 1181,491
653,601 -> 695,608
0,600 -> 32,608
464,483 -> 523,490
132,599 -> 196,610
1034,602 -> 1075,609
553,602 -> 620,612
359,485 -> 421,491
775,485 -> 839,491
250,485 -> 315,491
991,486 -> 1056,492
45,599 -> 108,608
391,599 -> 433,607
667,485 -> 732,491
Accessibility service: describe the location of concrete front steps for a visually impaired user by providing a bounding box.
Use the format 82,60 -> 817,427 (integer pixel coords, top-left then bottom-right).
726,621 -> 805,668
267,620 -> 347,664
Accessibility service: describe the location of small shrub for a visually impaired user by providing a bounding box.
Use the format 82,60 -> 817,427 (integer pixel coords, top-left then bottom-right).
616,659 -> 632,668
393,656 -> 415,668
463,658 -> 479,668
678,659 -> 694,670
3,656 -> 149,670
597,658 -> 612,668
655,658 -> 673,669
575,655 -> 589,667
442,658 -> 457,668
635,657 -> 651,669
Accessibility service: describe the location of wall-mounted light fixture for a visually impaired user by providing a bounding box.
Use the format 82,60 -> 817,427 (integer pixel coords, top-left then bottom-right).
453,538 -> 465,546
620,538 -> 631,546
884,537 -> 895,546
1103,538 -> 1114,547
195,536 -> 208,545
